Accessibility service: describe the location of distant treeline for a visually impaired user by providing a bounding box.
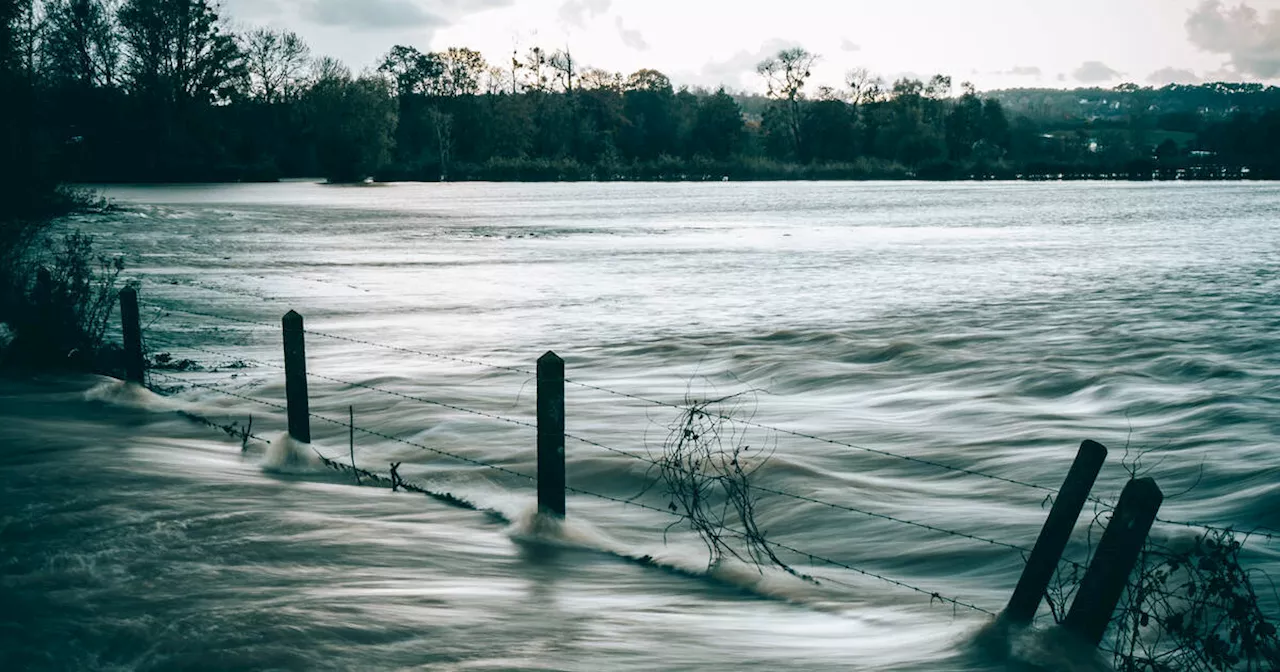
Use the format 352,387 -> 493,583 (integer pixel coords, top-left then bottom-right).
4,0 -> 1280,194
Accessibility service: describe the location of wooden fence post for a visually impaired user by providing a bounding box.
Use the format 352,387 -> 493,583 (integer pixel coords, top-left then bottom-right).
1003,439 -> 1108,625
1064,477 -> 1164,646
537,351 -> 565,517
282,310 -> 311,443
118,287 -> 145,384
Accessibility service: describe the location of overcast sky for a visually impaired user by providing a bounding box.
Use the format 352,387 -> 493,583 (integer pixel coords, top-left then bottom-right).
221,0 -> 1280,92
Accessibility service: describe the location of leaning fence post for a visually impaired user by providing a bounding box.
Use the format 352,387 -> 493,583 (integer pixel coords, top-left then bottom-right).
1063,477 -> 1164,646
282,310 -> 311,443
118,286 -> 145,384
1002,439 -> 1108,625
537,351 -> 566,517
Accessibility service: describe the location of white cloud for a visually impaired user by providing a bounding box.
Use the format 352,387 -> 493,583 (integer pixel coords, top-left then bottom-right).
840,38 -> 861,52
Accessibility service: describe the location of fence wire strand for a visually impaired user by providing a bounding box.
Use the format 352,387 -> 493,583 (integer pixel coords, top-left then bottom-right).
139,301 -> 1280,543
145,370 -> 998,616
146,338 -> 1058,559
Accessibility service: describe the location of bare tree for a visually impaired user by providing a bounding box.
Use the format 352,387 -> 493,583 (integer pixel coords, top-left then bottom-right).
243,28 -> 310,103
521,46 -> 549,92
309,55 -> 349,85
845,67 -> 885,105
756,47 -> 818,157
549,47 -> 575,93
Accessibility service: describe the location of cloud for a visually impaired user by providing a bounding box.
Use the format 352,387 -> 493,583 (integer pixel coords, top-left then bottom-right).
1147,67 -> 1204,85
301,0 -> 441,29
680,39 -> 801,90
1072,60 -> 1122,83
615,17 -> 648,51
559,0 -> 610,27
1186,0 -> 1280,78
293,0 -> 513,31
840,38 -> 861,52
1006,65 -> 1042,77
221,0 -> 287,19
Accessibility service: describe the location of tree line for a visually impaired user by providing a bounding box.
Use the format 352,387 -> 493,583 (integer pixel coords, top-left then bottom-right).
4,0 -> 1280,191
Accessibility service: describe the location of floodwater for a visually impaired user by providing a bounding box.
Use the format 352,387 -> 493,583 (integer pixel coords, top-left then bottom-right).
3,181 -> 1278,670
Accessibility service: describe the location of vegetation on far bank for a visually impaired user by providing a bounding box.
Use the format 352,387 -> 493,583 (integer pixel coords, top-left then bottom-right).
2,1 -> 1280,186
3,3 -> 123,375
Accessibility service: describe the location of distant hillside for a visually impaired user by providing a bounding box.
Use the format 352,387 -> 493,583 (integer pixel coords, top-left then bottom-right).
986,83 -> 1280,126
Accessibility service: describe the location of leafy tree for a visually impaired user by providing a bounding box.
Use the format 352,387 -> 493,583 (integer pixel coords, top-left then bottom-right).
693,88 -> 744,160
802,98 -> 856,161
117,0 -> 244,103
436,47 -> 486,97
619,69 -> 676,161
41,0 -> 120,88
980,99 -> 1010,151
378,45 -> 434,98
304,70 -> 397,182
945,87 -> 984,160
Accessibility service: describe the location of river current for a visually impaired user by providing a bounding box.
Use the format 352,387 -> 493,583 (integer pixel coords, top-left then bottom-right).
2,181 -> 1278,670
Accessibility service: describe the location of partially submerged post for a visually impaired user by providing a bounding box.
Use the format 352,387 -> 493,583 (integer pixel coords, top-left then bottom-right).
1003,440 -> 1108,625
118,287 -> 145,384
282,310 -> 311,443
1064,477 -> 1164,646
537,351 -> 566,517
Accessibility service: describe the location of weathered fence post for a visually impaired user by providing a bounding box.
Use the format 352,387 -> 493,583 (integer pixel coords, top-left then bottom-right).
537,351 -> 566,517
118,286 -> 145,384
282,310 -> 311,443
1003,439 -> 1108,625
1063,477 -> 1164,646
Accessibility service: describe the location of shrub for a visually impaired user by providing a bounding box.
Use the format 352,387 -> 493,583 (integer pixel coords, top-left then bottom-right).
0,222 -> 125,374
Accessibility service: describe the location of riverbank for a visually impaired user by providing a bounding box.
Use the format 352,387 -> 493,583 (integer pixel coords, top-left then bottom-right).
75,159 -> 1269,185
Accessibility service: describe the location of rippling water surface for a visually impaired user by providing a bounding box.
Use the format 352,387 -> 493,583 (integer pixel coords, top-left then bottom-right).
3,181 -> 1278,670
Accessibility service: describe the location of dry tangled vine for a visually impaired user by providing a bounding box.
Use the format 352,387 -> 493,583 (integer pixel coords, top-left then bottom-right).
642,390 -> 811,581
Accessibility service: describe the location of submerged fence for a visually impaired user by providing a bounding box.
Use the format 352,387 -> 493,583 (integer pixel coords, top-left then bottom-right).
113,287 -> 1279,662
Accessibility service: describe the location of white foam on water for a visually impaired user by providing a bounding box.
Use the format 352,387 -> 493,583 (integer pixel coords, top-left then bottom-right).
969,618 -> 1113,672
261,432 -> 322,473
84,378 -> 178,411
502,502 -> 828,604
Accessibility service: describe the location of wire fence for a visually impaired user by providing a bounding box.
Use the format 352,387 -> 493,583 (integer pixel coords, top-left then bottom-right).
140,300 -> 1280,543
134,298 -> 1278,623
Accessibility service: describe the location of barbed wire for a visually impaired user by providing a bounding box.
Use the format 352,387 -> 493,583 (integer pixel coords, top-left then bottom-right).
145,338 -> 1059,559
139,302 -> 1279,542
145,368 -> 1001,616
137,303 -> 1064,488
147,370 -> 538,483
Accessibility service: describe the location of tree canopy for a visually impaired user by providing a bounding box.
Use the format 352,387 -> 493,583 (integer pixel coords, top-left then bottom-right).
4,1 -> 1280,184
